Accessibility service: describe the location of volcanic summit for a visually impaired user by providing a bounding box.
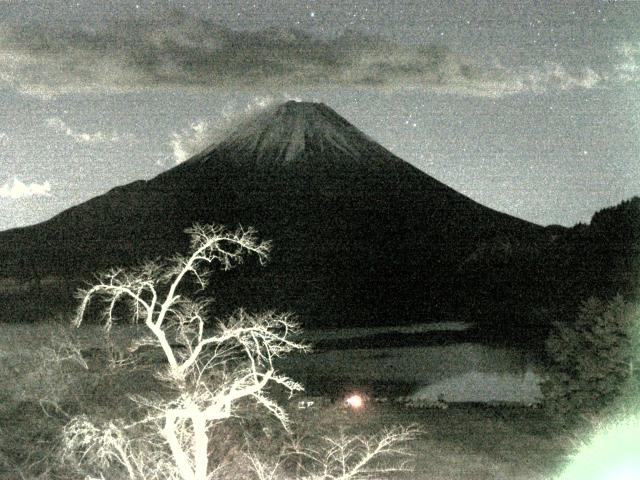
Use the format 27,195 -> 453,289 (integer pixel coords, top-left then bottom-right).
211,101 -> 376,167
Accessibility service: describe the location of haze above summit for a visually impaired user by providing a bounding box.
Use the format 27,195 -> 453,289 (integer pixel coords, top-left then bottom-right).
0,1 -> 638,231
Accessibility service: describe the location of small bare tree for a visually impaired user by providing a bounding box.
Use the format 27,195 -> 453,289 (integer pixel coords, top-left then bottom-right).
62,223 -> 417,480
249,426 -> 418,480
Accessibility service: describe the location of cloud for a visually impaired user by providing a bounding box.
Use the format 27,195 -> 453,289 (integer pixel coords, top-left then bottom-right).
0,10 -> 617,98
170,120 -> 211,164
45,116 -> 135,144
615,42 -> 640,83
0,178 -> 51,199
169,95 -> 276,163
478,62 -> 602,96
46,117 -> 106,143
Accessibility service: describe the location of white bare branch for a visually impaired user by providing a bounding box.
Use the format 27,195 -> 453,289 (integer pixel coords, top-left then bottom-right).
248,426 -> 420,480
64,222 -> 416,480
65,223 -> 310,480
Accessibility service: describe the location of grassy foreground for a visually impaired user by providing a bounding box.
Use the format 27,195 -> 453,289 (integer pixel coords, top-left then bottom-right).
289,402 -> 572,480
1,322 -> 575,479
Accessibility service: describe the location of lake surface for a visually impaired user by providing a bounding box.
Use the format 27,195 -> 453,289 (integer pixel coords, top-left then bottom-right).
278,323 -> 544,404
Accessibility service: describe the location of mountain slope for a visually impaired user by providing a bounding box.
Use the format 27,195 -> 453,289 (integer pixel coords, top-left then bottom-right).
0,101 -> 553,336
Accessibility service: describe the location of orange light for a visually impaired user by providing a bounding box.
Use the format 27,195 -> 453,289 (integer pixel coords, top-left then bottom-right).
345,394 -> 364,409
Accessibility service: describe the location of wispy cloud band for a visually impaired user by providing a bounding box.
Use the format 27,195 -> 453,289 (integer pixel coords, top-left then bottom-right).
45,116 -> 136,144
0,10 -> 634,98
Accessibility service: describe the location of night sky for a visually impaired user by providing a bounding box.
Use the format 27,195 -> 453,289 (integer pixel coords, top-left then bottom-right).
1,0 -> 638,231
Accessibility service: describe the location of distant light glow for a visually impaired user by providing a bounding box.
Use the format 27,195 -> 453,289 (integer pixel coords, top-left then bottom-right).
345,394 -> 364,409
604,465 -> 640,480
555,413 -> 640,480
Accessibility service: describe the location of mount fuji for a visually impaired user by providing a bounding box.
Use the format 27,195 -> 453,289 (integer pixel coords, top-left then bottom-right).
0,101 -> 559,339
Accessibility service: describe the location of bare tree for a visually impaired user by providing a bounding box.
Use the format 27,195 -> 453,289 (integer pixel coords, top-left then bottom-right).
249,426 -> 419,480
63,224 -> 308,480
62,223 -> 417,480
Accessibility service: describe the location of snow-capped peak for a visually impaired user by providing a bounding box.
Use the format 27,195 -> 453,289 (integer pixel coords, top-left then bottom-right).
217,101 -> 370,166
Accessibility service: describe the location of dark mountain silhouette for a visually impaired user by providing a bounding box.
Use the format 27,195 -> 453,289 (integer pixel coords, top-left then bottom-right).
1,101 -> 636,347
559,197 -> 640,304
